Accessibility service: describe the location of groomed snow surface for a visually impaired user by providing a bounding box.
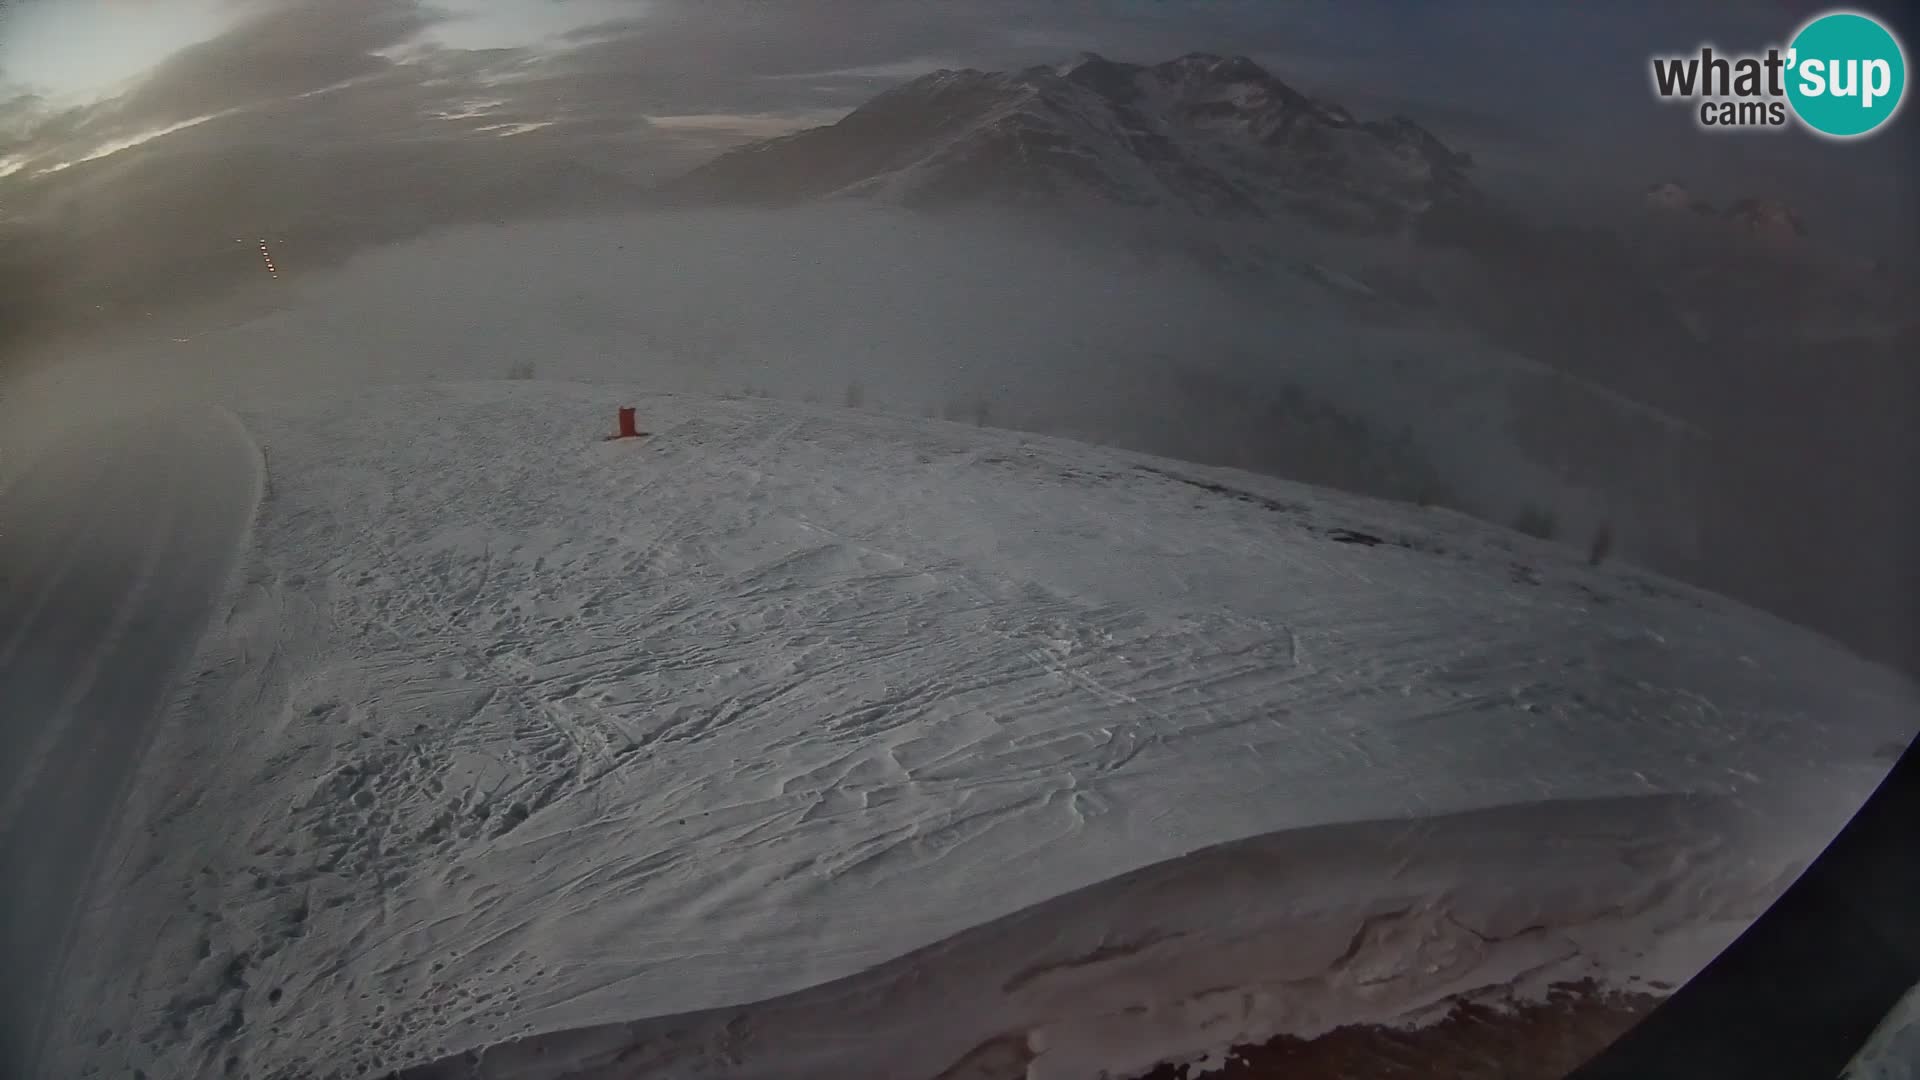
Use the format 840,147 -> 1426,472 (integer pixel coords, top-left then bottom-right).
19,380 -> 1917,1080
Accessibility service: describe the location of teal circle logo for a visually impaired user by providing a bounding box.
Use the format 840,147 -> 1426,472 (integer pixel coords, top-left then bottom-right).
1786,11 -> 1907,138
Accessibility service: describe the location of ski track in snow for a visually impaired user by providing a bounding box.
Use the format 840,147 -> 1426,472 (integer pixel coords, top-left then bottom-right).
27,381 -> 1918,1080
0,405 -> 262,1077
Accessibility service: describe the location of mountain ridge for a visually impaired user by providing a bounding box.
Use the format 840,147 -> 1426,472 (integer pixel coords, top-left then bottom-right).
662,51 -> 1481,234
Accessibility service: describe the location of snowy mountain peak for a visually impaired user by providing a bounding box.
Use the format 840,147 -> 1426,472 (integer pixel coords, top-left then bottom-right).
662,53 -> 1480,233
1054,50 -> 1146,98
1152,51 -> 1281,89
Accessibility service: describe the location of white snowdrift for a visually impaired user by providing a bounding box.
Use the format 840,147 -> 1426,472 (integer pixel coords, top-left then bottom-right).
404,793 -> 1796,1080
36,381 -> 1915,1080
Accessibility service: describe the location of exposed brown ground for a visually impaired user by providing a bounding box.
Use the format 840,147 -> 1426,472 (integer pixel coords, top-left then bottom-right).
1132,980 -> 1661,1080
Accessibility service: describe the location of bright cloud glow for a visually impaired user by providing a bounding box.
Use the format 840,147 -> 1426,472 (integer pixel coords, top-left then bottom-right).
763,57 -> 975,83
646,111 -> 848,138
432,98 -> 510,121
31,111 -> 226,175
413,0 -> 647,52
473,121 -> 555,137
0,0 -> 244,104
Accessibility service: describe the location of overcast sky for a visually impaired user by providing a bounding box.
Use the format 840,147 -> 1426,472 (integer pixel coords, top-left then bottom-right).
0,0 -> 1912,244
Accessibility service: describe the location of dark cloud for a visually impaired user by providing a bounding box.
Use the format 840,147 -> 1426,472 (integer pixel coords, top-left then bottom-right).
99,0 -> 436,124
11,0 -> 1911,199
0,92 -> 47,140
515,0 -> 1015,116
0,0 -> 440,166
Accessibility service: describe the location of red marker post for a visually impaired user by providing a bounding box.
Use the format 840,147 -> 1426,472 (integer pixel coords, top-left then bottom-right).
608,407 -> 648,440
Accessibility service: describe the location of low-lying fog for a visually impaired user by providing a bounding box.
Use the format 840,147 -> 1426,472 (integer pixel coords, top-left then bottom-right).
5,205 -> 1653,530
0,201 -> 1910,676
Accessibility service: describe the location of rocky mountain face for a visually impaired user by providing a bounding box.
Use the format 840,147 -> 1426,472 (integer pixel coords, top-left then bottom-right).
664,53 -> 1906,354
663,52 -> 1479,234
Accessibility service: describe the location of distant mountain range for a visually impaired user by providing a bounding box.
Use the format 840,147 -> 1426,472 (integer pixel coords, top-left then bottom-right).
662,52 -> 1480,235
662,51 -> 1911,358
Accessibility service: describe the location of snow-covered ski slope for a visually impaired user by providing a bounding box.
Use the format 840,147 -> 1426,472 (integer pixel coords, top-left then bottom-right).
31,380 -> 1917,1079
0,405 -> 262,1074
